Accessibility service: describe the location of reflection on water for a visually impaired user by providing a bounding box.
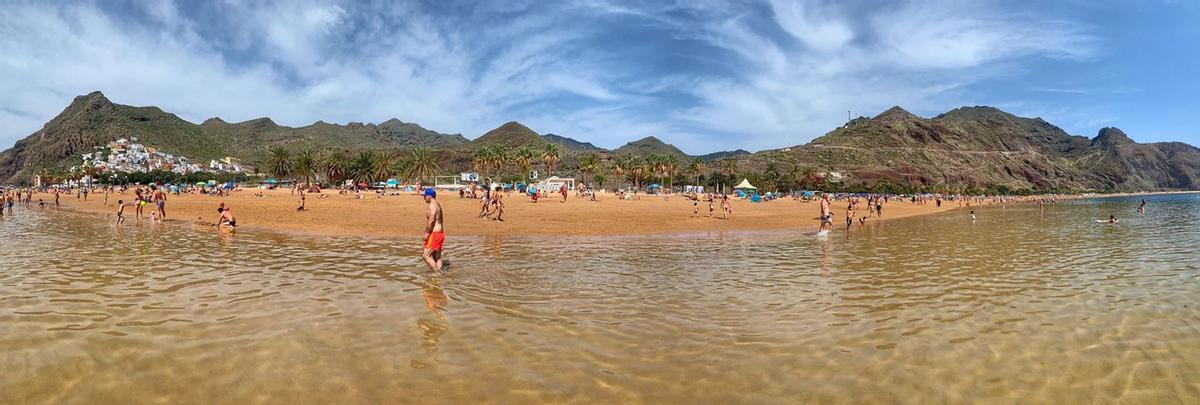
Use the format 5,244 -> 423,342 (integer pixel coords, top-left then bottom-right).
2,194 -> 1199,403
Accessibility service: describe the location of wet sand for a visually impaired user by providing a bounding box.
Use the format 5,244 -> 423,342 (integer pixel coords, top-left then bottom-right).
40,189 -> 963,237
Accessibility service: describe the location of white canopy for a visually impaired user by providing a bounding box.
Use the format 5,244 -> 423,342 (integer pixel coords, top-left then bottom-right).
734,179 -> 757,189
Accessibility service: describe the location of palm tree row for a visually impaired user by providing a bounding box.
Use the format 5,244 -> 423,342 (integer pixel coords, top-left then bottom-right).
264,146 -> 440,187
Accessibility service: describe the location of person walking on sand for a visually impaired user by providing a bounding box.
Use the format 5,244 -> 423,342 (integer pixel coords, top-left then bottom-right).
421,188 -> 445,272
54,188 -> 60,207
818,193 -> 833,233
560,184 -> 568,203
721,195 -> 732,220
491,186 -> 505,222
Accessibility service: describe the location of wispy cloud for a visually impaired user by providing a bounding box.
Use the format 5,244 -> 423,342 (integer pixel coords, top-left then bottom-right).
0,0 -> 1098,153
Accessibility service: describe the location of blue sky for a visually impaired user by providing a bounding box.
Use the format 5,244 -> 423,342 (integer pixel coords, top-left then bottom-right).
0,0 -> 1196,154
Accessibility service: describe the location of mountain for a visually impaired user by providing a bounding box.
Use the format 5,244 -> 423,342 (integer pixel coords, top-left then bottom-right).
613,136 -> 690,159
469,121 -> 547,149
542,133 -> 603,152
738,106 -> 1200,192
3,92 -> 1197,192
0,92 -> 465,183
700,149 -> 751,161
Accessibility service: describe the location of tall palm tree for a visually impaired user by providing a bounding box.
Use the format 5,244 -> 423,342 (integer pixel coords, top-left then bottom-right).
321,149 -> 349,185
627,156 -> 645,190
514,146 -> 535,184
594,173 -> 607,190
472,148 -> 492,181
405,147 -> 439,185
371,151 -> 395,184
688,157 -> 706,187
350,151 -> 375,185
265,147 -> 293,181
488,146 -> 509,180
293,148 -> 319,186
611,157 -> 627,190
721,158 -> 738,192
578,153 -> 600,187
541,143 -> 561,175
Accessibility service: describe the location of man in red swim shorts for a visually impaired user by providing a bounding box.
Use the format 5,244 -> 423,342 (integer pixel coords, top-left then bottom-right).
422,188 -> 445,272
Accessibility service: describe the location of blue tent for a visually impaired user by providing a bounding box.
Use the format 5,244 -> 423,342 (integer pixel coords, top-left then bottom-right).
224,181 -> 234,190
386,179 -> 399,188
751,194 -> 762,203
647,183 -> 661,189
266,178 -> 278,184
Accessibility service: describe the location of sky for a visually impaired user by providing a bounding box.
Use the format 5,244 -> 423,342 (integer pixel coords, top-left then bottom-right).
0,0 -> 1197,154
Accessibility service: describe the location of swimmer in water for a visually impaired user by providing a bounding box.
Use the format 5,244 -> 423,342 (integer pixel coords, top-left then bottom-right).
1109,215 -> 1118,224
970,211 -> 976,221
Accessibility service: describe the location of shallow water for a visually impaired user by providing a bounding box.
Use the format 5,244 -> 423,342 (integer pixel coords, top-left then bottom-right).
2,193 -> 1199,404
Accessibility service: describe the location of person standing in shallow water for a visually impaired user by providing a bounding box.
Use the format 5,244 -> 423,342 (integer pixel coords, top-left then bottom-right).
421,188 -> 445,272
818,193 -> 833,233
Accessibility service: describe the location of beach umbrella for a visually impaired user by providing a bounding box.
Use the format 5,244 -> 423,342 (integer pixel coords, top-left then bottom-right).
358,182 -> 368,188
266,178 -> 278,184
194,182 -> 206,187
207,180 -> 217,186
751,194 -> 762,203
734,179 -> 757,190
386,179 -> 399,187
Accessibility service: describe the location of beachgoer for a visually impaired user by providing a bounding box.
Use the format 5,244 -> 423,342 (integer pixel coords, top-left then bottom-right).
721,195 -> 731,219
560,184 -> 568,203
1109,215 -> 1118,224
421,188 -> 445,272
1138,199 -> 1146,214
970,211 -> 977,221
818,193 -> 833,233
492,186 -> 505,222
115,200 -> 128,225
216,207 -> 236,229
692,199 -> 699,217
153,186 -> 166,220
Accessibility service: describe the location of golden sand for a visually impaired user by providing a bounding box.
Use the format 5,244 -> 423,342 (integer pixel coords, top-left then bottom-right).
39,188 -> 969,238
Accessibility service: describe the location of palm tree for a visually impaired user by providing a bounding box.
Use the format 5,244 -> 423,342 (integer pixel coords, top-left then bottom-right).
594,173 -> 607,190
488,146 -> 509,180
350,151 -> 375,185
541,143 -> 561,175
627,156 -> 645,190
265,147 -> 293,181
472,148 -> 492,181
293,149 -> 319,186
721,159 -> 738,193
321,149 -> 349,185
514,146 -> 535,184
611,157 -> 627,190
405,147 -> 439,185
687,157 -> 706,187
578,153 -> 600,187
371,151 -> 395,184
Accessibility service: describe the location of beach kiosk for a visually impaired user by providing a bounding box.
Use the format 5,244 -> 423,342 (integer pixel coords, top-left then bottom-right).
539,176 -> 576,192
734,179 -> 757,194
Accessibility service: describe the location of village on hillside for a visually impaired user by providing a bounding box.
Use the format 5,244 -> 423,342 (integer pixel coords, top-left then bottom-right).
76,137 -> 251,178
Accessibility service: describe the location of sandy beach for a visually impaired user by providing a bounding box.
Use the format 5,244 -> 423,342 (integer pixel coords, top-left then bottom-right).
39,188 -> 966,238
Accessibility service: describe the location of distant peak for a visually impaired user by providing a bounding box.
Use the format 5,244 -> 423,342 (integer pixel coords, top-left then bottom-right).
379,118 -> 404,126
934,106 -> 1014,121
633,136 -> 664,144
872,106 -> 918,122
1092,127 -> 1134,147
201,117 -> 227,125
68,91 -> 113,109
498,121 -> 533,131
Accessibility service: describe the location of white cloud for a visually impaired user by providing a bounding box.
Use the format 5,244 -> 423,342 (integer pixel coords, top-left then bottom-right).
0,0 -> 1097,154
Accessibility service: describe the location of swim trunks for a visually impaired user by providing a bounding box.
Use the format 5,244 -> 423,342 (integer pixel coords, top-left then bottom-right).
820,214 -> 832,224
424,232 -> 445,251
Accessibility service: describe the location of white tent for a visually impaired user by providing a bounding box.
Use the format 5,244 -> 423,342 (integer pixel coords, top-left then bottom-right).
734,179 -> 757,190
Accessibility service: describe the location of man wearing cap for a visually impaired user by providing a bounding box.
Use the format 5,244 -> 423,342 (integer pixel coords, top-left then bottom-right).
422,188 -> 445,272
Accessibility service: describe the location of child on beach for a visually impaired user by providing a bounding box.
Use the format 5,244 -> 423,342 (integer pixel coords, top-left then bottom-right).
115,200 -> 128,225
721,195 -> 732,220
